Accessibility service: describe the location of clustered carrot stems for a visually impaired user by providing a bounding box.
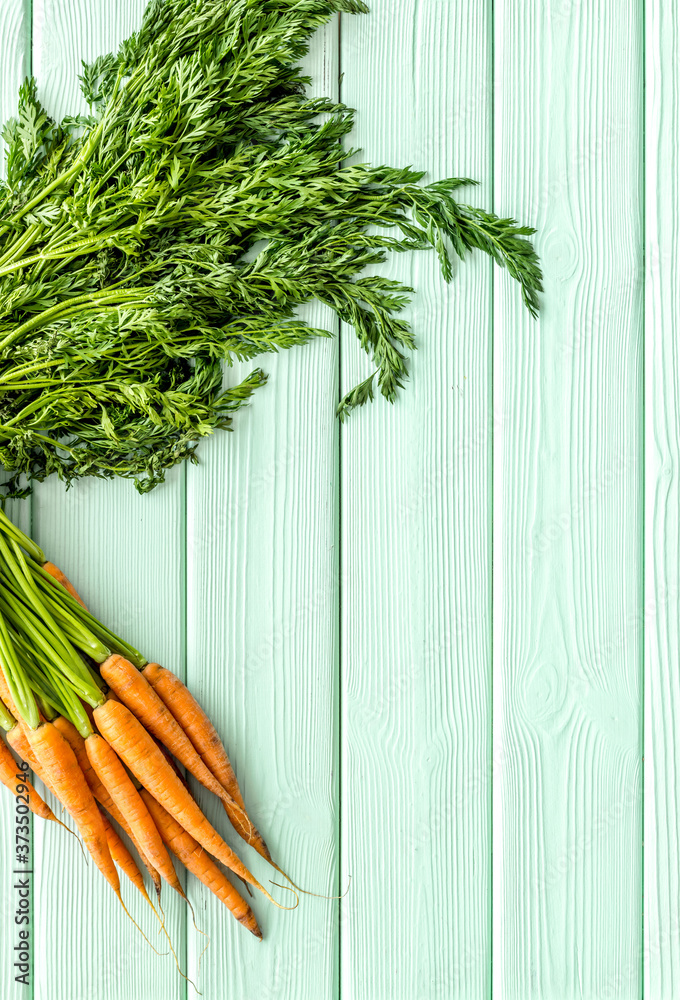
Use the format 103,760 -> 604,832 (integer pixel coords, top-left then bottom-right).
0,0 -> 541,497
0,505 -> 293,943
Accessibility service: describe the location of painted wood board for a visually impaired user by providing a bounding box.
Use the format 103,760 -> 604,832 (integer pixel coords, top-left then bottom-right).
182,21 -> 341,1000
340,2 -> 493,997
0,5 -> 36,998
492,1 -> 644,997
30,5 -> 186,1000
645,1 -> 680,996
0,2 -> 678,998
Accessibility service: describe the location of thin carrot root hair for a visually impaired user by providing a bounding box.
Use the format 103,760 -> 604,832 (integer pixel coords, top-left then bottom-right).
195,922 -> 211,979
269,864 -> 353,901
115,893 -> 168,958
186,893 -> 211,958
37,795 -> 85,850
264,881 -> 299,910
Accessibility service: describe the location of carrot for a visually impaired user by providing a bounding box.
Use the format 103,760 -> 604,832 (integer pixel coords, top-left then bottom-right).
141,662 -> 270,860
0,732 -> 56,821
85,731 -> 187,900
0,667 -> 19,719
42,561 -> 86,609
94,699 -> 294,908
23,722 -> 120,895
100,810 -> 151,902
52,715 -> 163,900
7,722 -> 46,778
141,790 -> 262,939
102,655 -> 256,839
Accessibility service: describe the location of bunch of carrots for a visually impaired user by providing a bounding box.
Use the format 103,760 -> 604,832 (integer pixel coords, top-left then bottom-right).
0,506 -> 297,950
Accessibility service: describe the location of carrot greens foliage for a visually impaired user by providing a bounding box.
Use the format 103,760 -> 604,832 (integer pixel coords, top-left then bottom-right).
0,0 -> 541,495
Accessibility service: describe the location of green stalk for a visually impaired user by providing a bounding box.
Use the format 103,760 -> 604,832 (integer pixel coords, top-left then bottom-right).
0,609 -> 38,728
20,665 -> 63,718
0,697 -> 15,731
0,591 -> 99,704
12,579 -> 109,663
0,537 -> 96,682
0,508 -> 45,564
47,668 -> 95,738
34,697 -> 57,722
0,358 -> 63,385
0,424 -> 77,454
0,223 -> 42,269
31,563 -> 146,667
2,110 -> 109,233
0,287 -> 153,353
11,624 -> 95,723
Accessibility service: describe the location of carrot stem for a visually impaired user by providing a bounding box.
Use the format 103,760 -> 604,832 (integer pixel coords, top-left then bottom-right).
0,697 -> 15,731
0,508 -> 44,563
29,563 -> 146,667
0,607 -> 38,728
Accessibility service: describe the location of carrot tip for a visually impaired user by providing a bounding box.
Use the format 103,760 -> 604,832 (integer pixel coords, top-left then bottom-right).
240,916 -> 263,940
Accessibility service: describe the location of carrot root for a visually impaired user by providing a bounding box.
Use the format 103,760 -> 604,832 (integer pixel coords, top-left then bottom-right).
141,662 -> 271,859
142,790 -> 261,940
94,699 -> 296,909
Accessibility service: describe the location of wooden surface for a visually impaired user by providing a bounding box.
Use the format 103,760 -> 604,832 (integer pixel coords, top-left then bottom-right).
493,1 -> 643,998
340,2 -> 493,998
645,1 -> 680,997
0,2 -> 675,998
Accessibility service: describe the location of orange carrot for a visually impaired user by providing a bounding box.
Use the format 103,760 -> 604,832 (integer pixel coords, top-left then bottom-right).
141,662 -> 270,860
42,561 -> 86,608
100,810 -> 151,902
141,790 -> 261,939
23,722 -> 120,895
94,699 -> 290,907
0,669 -> 19,720
7,723 -> 46,778
102,656 -> 255,838
52,715 -> 163,900
85,731 -> 186,899
0,733 -> 56,821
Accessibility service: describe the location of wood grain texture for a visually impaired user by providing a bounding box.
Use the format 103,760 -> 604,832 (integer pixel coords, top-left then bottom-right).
0,1 -> 30,166
0,6 -> 32,998
183,22 -> 340,1000
340,3 -> 493,997
0,2 -> 665,997
644,2 -> 680,996
493,1 -> 643,997
30,5 -> 186,1000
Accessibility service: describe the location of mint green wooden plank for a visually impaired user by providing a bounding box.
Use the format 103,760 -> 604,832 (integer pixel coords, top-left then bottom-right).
645,2 -> 680,995
0,6 -> 33,998
183,21 -> 340,999
493,2 -> 643,997
0,1 -> 29,166
340,3 -> 492,997
30,4 -> 185,999
30,471 -> 186,1000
